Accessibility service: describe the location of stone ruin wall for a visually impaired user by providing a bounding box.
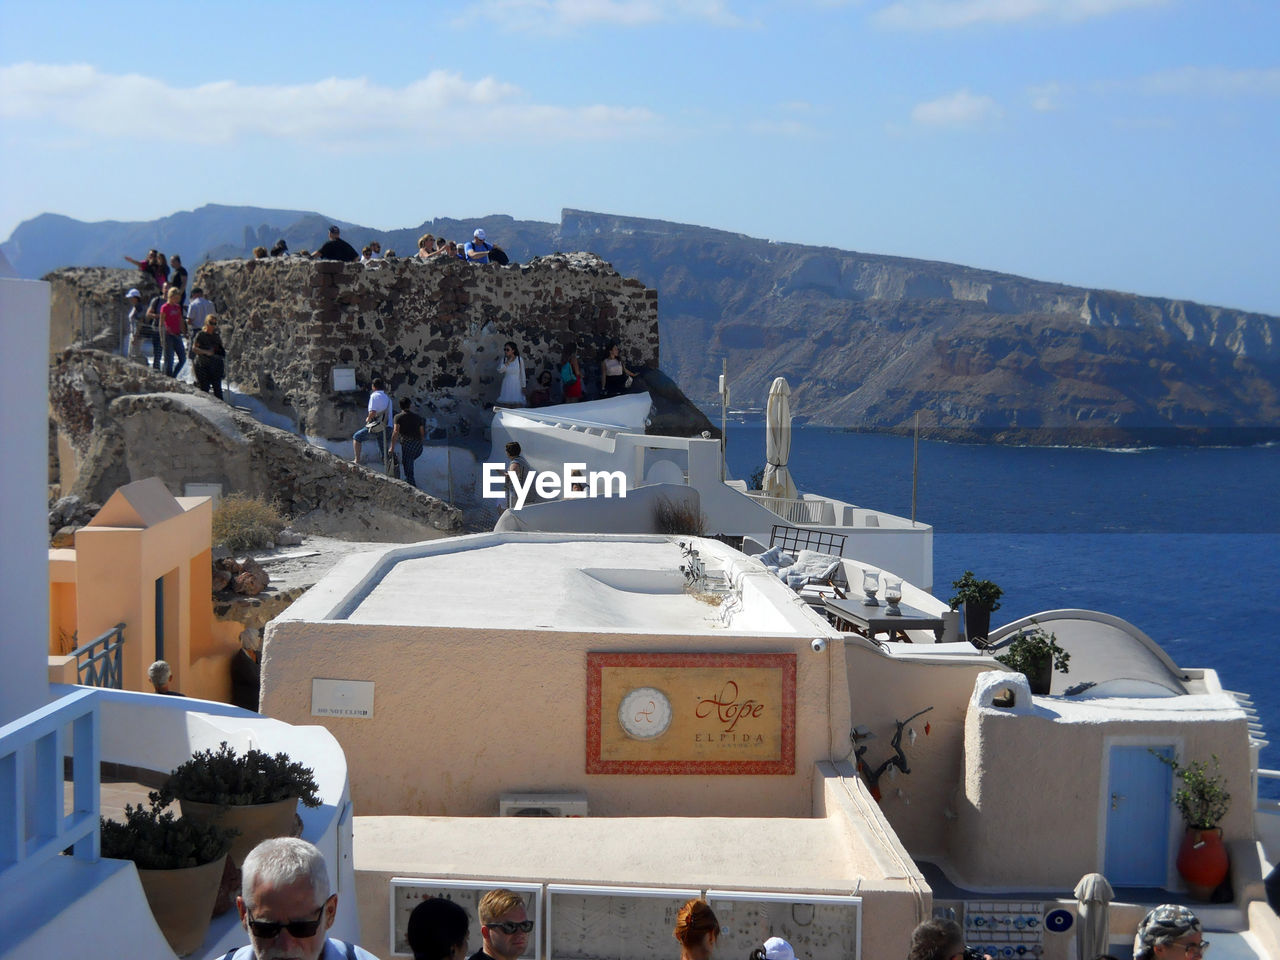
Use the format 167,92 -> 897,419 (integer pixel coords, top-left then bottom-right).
195,254 -> 661,442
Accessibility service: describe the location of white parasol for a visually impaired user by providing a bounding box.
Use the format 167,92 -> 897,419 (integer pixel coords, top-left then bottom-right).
763,377 -> 797,500
1074,872 -> 1114,960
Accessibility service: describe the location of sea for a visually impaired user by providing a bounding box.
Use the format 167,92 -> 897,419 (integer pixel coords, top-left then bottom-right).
724,424 -> 1280,801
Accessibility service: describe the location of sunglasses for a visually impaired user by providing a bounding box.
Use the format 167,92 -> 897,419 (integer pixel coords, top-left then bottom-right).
486,920 -> 534,935
247,900 -> 329,939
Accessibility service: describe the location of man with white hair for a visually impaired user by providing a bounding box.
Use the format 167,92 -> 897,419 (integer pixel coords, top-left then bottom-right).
147,660 -> 184,696
228,837 -> 377,960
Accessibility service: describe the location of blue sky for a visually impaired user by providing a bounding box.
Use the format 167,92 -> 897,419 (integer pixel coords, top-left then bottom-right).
2,0 -> 1278,313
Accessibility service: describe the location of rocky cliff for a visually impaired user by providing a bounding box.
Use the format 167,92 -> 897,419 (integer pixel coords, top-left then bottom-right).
49,350 -> 461,540
554,211 -> 1280,444
18,205 -> 1280,444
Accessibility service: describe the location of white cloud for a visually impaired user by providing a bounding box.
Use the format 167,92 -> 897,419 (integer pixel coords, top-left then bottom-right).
875,0 -> 1167,30
1136,66 -> 1280,97
462,0 -> 743,30
0,63 -> 661,145
1028,82 -> 1065,111
911,89 -> 1002,128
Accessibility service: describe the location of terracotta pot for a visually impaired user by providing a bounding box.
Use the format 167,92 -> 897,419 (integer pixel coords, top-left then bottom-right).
137,855 -> 226,956
1177,826 -> 1229,900
179,796 -> 299,868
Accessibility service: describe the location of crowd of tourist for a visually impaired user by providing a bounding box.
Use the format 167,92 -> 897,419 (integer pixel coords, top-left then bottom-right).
122,247 -> 227,399
491,338 -> 640,411
122,228 -> 642,497
269,224 -> 511,266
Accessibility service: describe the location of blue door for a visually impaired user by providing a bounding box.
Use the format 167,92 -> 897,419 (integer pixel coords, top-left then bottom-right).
1105,745 -> 1172,886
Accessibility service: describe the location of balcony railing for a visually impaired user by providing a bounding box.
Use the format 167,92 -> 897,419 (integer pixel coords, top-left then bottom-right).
73,623 -> 125,689
745,493 -> 835,526
0,688 -> 101,888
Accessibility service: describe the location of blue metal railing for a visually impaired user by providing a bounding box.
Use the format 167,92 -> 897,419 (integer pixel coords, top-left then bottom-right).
0,688 -> 101,888
72,623 -> 125,689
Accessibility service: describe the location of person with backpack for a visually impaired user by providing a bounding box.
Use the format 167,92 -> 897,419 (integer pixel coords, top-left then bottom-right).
352,377 -> 391,464
560,343 -> 583,402
465,228 -> 493,264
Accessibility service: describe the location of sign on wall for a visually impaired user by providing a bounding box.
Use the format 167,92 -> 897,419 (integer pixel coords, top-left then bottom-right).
311,678 -> 375,719
586,652 -> 796,775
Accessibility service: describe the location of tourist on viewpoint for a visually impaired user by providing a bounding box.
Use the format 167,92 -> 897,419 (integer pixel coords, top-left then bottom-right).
465,228 -> 493,264
416,233 -> 437,259
123,248 -> 167,288
407,896 -> 470,960
468,889 -> 533,960
191,313 -> 227,399
314,225 -> 359,262
125,287 -> 154,364
186,285 -> 215,334
496,341 -> 527,407
674,898 -> 720,960
159,284 -> 188,376
528,369 -> 554,407
353,377 -> 392,464
168,253 -> 188,304
560,342 -> 583,402
227,837 -> 378,960
600,341 -> 638,398
391,397 -> 427,488
1133,905 -> 1205,960
504,441 -> 531,511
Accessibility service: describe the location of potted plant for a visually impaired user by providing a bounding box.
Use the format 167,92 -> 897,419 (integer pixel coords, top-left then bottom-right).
100,798 -> 234,956
994,622 -> 1069,694
1157,753 -> 1231,900
948,571 -> 1003,644
155,741 -> 321,869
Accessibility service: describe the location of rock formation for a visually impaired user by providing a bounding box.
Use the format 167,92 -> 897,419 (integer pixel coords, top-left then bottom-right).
192,252 -> 715,443
49,350 -> 461,541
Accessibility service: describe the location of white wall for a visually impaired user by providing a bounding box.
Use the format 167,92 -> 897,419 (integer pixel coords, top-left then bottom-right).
0,278 -> 52,725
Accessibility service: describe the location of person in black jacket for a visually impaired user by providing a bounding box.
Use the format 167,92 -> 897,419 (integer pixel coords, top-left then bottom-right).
313,225 -> 359,262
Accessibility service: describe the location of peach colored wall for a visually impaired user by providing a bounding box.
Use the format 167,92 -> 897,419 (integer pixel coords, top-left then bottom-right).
844,643 -> 996,858
70,498 -> 213,694
950,703 -> 1253,889
262,622 -> 852,818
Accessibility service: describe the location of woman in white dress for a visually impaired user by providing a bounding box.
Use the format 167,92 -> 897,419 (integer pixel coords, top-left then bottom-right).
496,341 -> 527,407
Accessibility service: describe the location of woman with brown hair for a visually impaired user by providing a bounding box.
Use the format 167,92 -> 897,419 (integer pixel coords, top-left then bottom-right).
673,898 -> 719,960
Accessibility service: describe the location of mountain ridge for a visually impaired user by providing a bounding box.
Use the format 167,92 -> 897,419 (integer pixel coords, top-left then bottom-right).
8,204 -> 1279,444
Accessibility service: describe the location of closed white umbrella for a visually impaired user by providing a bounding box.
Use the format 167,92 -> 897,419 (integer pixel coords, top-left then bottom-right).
763,377 -> 797,500
1074,872 -> 1114,960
